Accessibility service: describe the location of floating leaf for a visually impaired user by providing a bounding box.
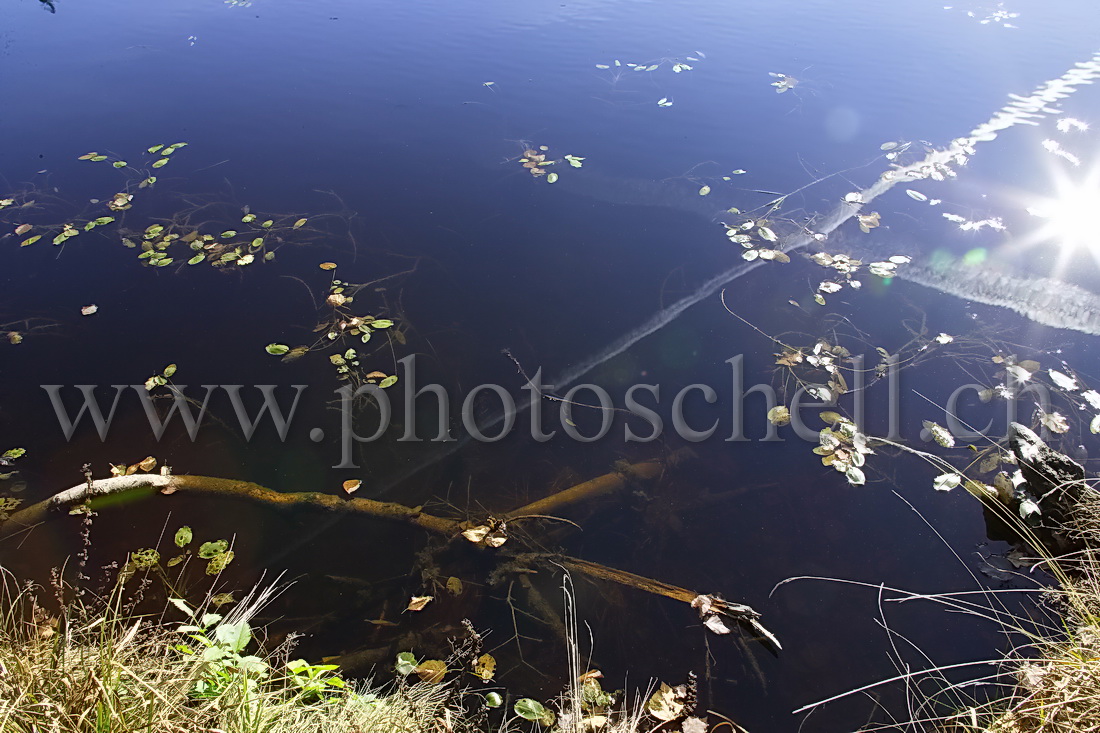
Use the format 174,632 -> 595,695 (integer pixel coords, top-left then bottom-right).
188,254 -> 205,265
698,185 -> 711,196
485,692 -> 503,708
415,660 -> 447,684
406,595 -> 433,612
292,218 -> 307,229
923,420 -> 955,448
151,158 -> 168,169
198,540 -> 228,559
515,699 -> 554,726
319,262 -> 338,270
546,172 -> 559,183
21,235 -> 41,247
1039,410 -> 1069,434
147,145 -> 164,154
265,343 -> 290,355
80,305 -> 98,316
845,466 -> 866,486
468,652 -> 495,681
1048,369 -> 1078,391
15,224 -> 32,236
646,683 -> 686,722
370,319 -> 394,328
757,226 -> 777,242
78,152 -> 99,160
906,189 -> 928,202
1090,415 -> 1100,434
112,161 -> 128,169
342,479 -> 361,495
933,473 -> 963,492
175,526 -> 193,547
379,375 -> 399,389
767,406 -> 791,426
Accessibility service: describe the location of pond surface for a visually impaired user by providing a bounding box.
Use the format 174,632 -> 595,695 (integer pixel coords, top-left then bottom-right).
3,0 -> 1100,729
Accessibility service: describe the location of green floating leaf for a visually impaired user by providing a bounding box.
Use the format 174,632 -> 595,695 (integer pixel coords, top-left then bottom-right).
174,526 -> 193,548
112,160 -> 128,169
220,230 -> 237,239
187,254 -> 205,265
261,220 -> 273,228
514,699 -> 554,726
370,319 -> 394,328
485,692 -> 503,708
21,235 -> 41,247
395,652 -> 418,676
147,144 -> 165,154
242,213 -> 256,223
198,540 -> 228,559
698,185 -> 711,196
90,155 -> 108,162
94,216 -> 115,226
265,343 -> 291,356
546,172 -> 559,183
152,158 -> 169,169
2,448 -> 26,461
293,218 -> 307,229
379,375 -> 399,389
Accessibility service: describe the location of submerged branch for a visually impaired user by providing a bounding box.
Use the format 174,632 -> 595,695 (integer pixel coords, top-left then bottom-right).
0,473 -> 462,540
534,554 -> 781,651
0,456 -> 674,542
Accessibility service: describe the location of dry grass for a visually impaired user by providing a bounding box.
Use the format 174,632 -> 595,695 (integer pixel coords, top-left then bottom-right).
0,565 -> 457,733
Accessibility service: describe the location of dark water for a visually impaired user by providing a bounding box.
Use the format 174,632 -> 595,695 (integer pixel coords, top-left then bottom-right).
3,0 -> 1100,729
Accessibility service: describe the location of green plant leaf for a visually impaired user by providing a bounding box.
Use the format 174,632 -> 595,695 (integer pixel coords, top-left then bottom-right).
198,540 -> 228,559
152,158 -> 168,169
379,375 -> 398,389
214,620 -> 252,653
514,699 -> 553,725
395,652 -> 418,676
265,343 -> 290,355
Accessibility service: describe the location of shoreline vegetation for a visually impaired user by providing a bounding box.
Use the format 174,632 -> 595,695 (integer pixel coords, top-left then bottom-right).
2,422 -> 1098,732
